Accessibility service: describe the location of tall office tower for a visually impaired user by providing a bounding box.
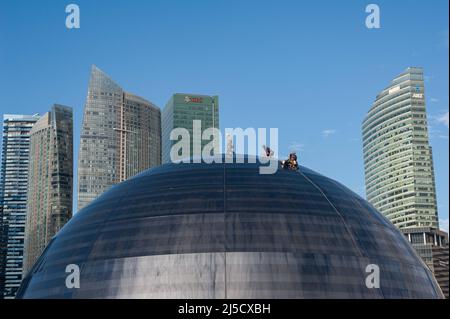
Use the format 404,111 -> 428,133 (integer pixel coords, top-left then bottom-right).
78,65 -> 161,210
0,114 -> 39,299
23,105 -> 73,275
162,94 -> 219,163
362,67 -> 439,229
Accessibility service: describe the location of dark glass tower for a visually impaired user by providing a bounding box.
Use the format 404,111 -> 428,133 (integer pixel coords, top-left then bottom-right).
18,156 -> 443,298
23,105 -> 73,275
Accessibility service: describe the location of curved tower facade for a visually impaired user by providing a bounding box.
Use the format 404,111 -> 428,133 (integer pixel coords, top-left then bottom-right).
77,66 -> 161,210
362,67 -> 439,229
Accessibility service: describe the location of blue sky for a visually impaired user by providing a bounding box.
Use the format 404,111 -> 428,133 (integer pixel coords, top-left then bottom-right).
0,0 -> 448,230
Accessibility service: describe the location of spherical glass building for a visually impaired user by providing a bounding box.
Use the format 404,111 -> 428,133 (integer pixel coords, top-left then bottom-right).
17,157 -> 443,298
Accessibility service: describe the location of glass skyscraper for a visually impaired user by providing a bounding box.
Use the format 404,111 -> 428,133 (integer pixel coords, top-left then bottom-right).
162,93 -> 219,163
362,67 -> 439,229
0,114 -> 39,299
23,105 -> 73,275
77,66 -> 161,210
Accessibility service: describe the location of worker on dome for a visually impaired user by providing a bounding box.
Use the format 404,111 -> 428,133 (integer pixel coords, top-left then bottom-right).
282,152 -> 299,170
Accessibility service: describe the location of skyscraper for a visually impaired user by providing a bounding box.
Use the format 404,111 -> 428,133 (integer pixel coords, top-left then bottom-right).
0,114 -> 39,299
78,66 -> 161,210
23,105 -> 73,275
162,93 -> 219,163
362,67 -> 439,229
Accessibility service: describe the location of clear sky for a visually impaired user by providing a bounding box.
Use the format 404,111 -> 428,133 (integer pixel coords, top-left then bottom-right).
0,0 -> 448,231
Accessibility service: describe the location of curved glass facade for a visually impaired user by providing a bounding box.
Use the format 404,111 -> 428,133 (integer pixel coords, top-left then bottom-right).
362,67 -> 439,229
17,157 -> 443,298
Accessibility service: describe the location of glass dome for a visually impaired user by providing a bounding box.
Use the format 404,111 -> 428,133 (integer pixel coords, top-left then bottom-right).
17,157 -> 443,298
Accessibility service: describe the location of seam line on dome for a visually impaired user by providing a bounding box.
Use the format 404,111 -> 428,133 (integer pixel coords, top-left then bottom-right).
75,195 -> 128,297
298,170 -> 366,258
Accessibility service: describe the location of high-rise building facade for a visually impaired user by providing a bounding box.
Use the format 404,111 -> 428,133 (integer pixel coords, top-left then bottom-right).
362,67 -> 439,229
401,227 -> 449,298
23,105 -> 73,275
0,114 -> 39,299
162,94 -> 219,163
78,66 -> 161,210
